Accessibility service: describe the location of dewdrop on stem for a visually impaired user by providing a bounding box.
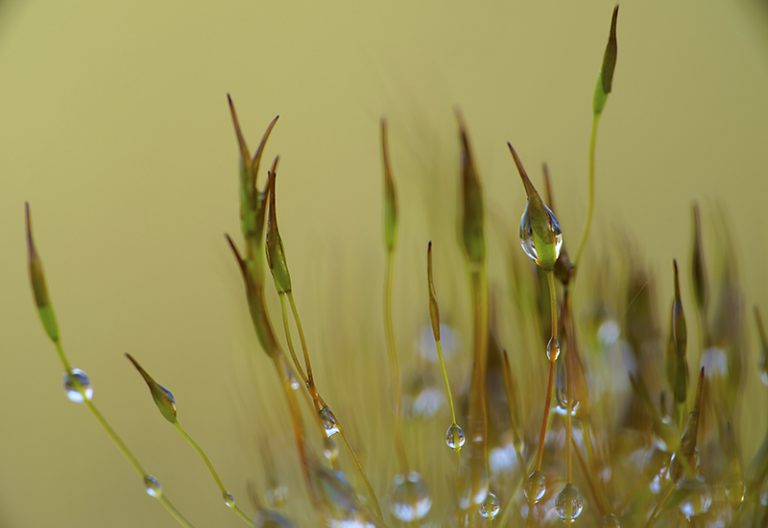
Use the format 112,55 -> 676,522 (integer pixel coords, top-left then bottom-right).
524,470 -> 547,503
508,143 -> 563,271
445,423 -> 466,451
143,475 -> 163,498
319,406 -> 339,437
389,471 -> 431,522
555,483 -> 584,524
479,491 -> 500,520
64,368 -> 93,403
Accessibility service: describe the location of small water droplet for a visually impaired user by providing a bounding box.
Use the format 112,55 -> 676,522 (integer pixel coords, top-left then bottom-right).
677,477 -> 712,519
390,471 -> 431,522
546,338 -> 560,362
700,347 -> 728,378
323,436 -> 339,463
519,204 -> 563,266
479,491 -> 500,520
64,368 -> 93,403
602,513 -> 621,527
445,424 -> 466,450
524,470 -> 547,503
555,483 -> 584,524
265,484 -> 288,508
725,473 -> 745,509
223,491 -> 235,508
143,475 -> 162,498
651,416 -> 678,453
286,369 -> 301,391
319,406 -> 339,437
760,366 -> 768,387
554,358 -> 578,416
597,319 -> 621,347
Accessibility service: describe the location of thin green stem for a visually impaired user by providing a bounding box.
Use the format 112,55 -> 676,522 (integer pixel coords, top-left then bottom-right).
282,294 -> 382,518
335,420 -> 384,521
83,399 -> 145,478
174,421 -> 254,526
279,294 -> 308,388
535,272 -> 559,471
53,341 -> 195,528
435,339 -> 458,427
384,250 -> 409,473
287,292 -> 314,386
575,113 -> 601,268
157,496 -> 197,528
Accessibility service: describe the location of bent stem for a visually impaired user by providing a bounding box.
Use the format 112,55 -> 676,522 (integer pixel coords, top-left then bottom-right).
173,422 -> 255,527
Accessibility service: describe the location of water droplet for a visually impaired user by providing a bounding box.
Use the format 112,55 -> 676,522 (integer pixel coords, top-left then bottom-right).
524,470 -> 547,503
602,513 -> 621,527
725,473 -> 745,509
286,369 -> 301,391
408,386 -> 444,419
418,323 -> 459,363
445,424 -> 465,450
323,437 -> 339,463
479,491 -> 500,520
390,471 -> 432,522
265,484 -> 288,508
143,475 -> 162,498
597,319 -> 621,347
677,477 -> 712,519
64,368 -> 93,403
700,347 -> 728,378
554,358 -> 578,416
519,204 -> 563,267
760,366 -> 768,387
223,491 -> 235,508
555,483 -> 584,524
651,416 -> 678,453
319,406 -> 339,437
546,338 -> 560,362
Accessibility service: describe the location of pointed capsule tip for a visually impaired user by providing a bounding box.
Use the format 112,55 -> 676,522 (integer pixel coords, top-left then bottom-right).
507,142 -> 535,197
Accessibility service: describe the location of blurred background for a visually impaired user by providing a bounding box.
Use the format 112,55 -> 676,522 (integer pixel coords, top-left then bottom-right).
1,0 -> 768,526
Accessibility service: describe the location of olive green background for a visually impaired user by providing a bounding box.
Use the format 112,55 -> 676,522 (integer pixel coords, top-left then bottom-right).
1,1 -> 768,526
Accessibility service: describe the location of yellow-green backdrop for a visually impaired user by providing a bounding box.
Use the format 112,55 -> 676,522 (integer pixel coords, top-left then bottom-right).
1,1 -> 767,526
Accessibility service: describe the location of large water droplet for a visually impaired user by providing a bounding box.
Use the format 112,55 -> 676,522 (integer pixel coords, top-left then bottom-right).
143,475 -> 162,498
524,470 -> 547,503
64,368 -> 93,403
546,338 -> 560,362
555,483 -> 584,524
223,491 -> 235,508
390,471 -> 431,522
319,406 -> 339,437
677,477 -> 712,519
445,424 -> 466,451
479,491 -> 500,520
519,204 -> 563,266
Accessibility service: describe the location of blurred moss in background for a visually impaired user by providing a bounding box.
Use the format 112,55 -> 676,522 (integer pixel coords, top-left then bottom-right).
1,1 -> 768,526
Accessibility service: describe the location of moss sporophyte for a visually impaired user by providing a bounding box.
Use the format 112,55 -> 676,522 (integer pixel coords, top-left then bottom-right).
25,6 -> 768,527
